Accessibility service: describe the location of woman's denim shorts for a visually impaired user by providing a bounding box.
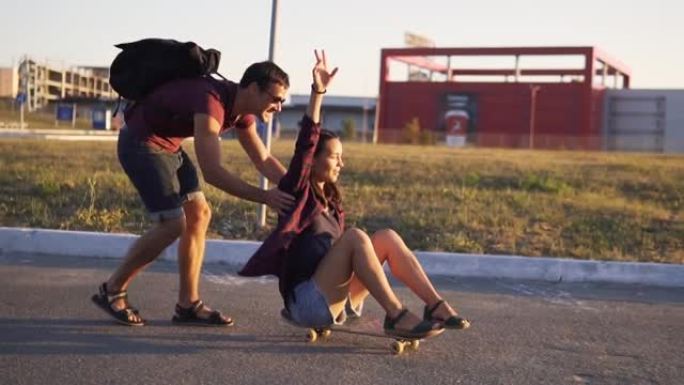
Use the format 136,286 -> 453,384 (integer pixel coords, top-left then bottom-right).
286,279 -> 336,327
286,279 -> 364,327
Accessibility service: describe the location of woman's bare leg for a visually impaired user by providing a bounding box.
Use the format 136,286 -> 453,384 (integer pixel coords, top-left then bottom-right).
346,275 -> 368,314
312,228 -> 425,330
346,229 -> 462,320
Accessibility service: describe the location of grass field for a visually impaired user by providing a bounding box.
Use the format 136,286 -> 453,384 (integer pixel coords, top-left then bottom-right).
0,138 -> 682,264
0,106 -> 94,129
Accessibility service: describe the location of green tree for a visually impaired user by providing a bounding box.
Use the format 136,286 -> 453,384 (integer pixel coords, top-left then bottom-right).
341,117 -> 357,140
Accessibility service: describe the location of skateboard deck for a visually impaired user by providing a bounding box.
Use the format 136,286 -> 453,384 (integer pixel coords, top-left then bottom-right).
280,309 -> 443,355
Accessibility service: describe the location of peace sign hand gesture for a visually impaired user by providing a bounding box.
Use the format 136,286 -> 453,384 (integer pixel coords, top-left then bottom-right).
312,49 -> 338,93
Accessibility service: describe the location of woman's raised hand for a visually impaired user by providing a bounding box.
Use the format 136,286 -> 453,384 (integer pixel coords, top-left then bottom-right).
312,49 -> 338,93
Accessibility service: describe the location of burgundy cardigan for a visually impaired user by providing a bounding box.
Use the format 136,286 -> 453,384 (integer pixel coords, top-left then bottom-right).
238,115 -> 345,297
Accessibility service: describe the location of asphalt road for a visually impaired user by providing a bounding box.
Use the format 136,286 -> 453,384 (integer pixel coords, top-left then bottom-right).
1,252 -> 682,385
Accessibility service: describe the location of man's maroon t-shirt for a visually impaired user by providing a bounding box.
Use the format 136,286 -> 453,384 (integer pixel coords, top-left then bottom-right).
124,77 -> 256,152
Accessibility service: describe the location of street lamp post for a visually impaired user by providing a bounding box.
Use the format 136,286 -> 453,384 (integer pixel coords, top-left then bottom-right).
256,0 -> 280,228
529,85 -> 540,149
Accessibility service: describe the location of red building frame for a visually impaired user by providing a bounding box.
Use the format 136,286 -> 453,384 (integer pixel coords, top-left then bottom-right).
376,46 -> 631,149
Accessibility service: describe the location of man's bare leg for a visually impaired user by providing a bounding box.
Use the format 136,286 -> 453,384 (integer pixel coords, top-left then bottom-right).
176,196 -> 223,319
106,217 -> 185,322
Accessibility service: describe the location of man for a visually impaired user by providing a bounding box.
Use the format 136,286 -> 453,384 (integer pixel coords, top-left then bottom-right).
92,61 -> 294,326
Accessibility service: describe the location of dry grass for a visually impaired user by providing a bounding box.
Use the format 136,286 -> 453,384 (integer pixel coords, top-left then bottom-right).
1,138 -> 682,264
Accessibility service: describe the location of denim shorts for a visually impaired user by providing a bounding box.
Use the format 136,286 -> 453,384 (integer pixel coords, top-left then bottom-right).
117,127 -> 202,221
286,279 -> 336,327
286,279 -> 365,327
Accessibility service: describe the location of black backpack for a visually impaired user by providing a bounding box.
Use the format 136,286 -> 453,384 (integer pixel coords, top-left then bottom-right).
109,38 -> 224,101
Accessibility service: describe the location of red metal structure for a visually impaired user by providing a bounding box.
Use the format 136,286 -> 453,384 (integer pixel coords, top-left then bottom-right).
376,46 -> 631,149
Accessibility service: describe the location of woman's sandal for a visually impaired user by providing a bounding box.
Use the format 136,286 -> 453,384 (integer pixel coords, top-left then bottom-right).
383,308 -> 444,339
171,300 -> 234,327
424,299 -> 471,329
91,282 -> 145,326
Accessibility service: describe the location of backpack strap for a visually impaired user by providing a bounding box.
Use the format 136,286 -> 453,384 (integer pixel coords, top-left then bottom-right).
113,96 -> 123,117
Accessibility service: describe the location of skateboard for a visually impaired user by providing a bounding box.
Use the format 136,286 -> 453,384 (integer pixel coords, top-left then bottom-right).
281,309 -> 443,355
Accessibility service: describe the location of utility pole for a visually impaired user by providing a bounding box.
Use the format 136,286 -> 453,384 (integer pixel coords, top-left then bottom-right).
19,98 -> 24,129
18,57 -> 28,128
256,0 -> 279,228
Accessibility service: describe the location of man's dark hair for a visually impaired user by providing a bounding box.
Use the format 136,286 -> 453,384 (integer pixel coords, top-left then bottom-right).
239,61 -> 289,91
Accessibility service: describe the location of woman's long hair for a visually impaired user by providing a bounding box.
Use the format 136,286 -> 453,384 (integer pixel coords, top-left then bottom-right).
312,129 -> 342,208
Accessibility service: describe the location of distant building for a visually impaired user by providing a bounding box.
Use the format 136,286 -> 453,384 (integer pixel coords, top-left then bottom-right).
278,94 -> 376,140
376,46 -> 632,149
375,45 -> 684,153
0,57 -> 115,111
603,89 -> 684,153
0,67 -> 18,99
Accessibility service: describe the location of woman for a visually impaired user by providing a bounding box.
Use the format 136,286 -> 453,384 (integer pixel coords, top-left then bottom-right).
240,50 -> 470,338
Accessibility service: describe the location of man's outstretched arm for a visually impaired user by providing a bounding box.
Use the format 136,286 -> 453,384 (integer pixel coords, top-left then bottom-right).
236,122 -> 287,184
193,113 -> 293,214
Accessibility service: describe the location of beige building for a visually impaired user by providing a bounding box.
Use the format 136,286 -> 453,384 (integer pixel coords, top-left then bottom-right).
0,57 -> 116,111
0,67 -> 18,99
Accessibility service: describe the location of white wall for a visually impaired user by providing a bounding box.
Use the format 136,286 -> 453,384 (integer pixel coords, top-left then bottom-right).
604,89 -> 684,154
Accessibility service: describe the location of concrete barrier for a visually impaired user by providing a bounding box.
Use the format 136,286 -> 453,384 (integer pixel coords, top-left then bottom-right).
1,227 -> 683,287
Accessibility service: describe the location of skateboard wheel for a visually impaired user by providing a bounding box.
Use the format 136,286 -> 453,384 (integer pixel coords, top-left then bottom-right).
320,329 -> 332,338
409,340 -> 420,350
391,341 -> 405,355
306,329 -> 318,343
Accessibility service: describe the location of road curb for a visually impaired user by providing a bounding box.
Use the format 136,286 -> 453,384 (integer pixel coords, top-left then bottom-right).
1,227 -> 682,287
0,128 -> 119,142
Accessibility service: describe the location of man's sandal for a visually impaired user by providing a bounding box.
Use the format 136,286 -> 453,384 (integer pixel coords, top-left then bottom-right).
91,282 -> 145,326
383,308 -> 444,339
171,300 -> 234,327
424,299 -> 471,329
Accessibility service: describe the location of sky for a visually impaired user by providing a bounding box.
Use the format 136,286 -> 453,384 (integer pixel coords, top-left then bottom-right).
0,0 -> 681,97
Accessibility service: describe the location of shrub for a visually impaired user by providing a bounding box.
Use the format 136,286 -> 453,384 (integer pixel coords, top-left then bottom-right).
402,117 -> 421,144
